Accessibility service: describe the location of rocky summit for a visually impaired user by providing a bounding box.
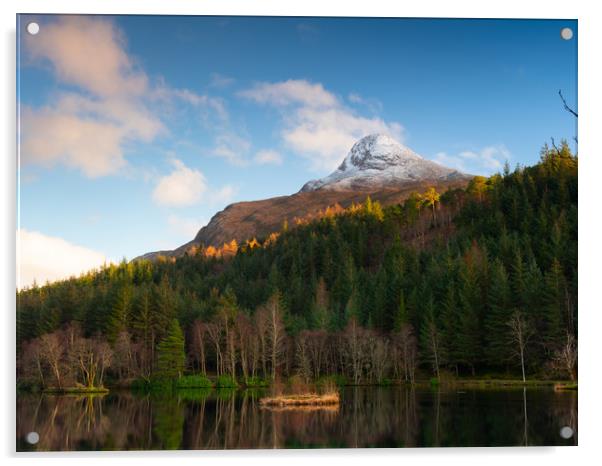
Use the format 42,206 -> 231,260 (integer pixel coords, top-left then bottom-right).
300,133 -> 467,192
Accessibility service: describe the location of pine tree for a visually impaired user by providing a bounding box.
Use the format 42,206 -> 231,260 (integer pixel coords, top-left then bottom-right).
156,319 -> 185,379
484,261 -> 512,366
393,290 -> 409,332
455,263 -> 481,375
541,259 -> 568,352
107,283 -> 132,342
419,296 -> 443,379
439,283 -> 460,372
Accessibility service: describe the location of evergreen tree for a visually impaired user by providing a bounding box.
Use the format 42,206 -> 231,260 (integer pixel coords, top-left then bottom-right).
156,319 -> 185,379
484,261 -> 512,366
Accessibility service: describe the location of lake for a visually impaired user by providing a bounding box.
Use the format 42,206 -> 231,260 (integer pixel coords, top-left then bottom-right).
16,386 -> 577,451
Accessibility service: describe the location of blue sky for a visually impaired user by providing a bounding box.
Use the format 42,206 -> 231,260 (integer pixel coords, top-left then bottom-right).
17,15 -> 577,287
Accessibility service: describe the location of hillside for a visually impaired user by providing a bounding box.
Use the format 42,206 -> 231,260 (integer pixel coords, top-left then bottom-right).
16,142 -> 577,387
139,134 -> 472,259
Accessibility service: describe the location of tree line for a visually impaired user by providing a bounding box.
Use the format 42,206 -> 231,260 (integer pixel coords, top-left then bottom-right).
17,142 -> 578,388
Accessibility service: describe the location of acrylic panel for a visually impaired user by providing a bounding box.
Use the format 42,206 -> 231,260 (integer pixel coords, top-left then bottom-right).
16,14 -> 578,451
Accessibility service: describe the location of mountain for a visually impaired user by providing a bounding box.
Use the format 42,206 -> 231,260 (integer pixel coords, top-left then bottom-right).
301,134 -> 466,192
138,134 -> 472,260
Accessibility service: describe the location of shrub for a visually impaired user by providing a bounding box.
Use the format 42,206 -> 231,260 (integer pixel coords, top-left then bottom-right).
176,374 -> 213,389
178,387 -> 212,401
131,377 -> 175,395
216,374 -> 238,388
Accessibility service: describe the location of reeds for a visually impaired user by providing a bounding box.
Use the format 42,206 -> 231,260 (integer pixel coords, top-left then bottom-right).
259,391 -> 340,407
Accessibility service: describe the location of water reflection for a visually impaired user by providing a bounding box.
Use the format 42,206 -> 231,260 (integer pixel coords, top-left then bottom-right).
16,387 -> 577,451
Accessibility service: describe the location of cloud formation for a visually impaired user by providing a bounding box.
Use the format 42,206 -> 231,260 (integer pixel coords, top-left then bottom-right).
240,79 -> 403,172
152,159 -> 207,207
18,229 -> 110,289
434,145 -> 511,176
20,16 -> 222,178
152,158 -> 237,208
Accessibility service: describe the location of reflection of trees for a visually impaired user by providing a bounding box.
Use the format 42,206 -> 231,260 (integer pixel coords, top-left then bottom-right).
523,387 -> 529,446
17,394 -> 110,451
153,396 -> 184,449
17,387 -> 578,450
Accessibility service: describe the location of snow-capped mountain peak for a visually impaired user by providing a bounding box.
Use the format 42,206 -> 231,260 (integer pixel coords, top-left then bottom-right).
300,133 -> 468,192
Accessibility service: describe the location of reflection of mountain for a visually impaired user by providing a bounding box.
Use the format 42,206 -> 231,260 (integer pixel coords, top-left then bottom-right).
139,134 -> 471,260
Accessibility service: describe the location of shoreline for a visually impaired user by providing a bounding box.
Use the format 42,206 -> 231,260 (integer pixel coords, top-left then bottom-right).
18,378 -> 577,395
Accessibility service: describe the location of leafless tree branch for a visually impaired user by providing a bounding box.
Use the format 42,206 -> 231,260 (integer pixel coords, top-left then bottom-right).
559,89 -> 578,118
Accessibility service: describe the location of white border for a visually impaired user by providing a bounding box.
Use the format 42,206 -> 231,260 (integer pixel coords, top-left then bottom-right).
2,1 -> 601,465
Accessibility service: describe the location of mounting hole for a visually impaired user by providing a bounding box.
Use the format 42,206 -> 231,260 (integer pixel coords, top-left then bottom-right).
26,22 -> 40,35
26,431 -> 39,444
560,27 -> 573,40
560,426 -> 574,439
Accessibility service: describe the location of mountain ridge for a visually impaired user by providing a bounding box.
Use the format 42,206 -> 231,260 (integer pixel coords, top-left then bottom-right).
138,134 -> 472,260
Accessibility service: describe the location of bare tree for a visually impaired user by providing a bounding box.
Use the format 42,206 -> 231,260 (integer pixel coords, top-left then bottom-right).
113,331 -> 135,380
191,320 -> 208,374
550,332 -> 577,381
234,313 -> 252,381
559,89 -> 578,118
507,311 -> 534,383
258,293 -> 286,381
255,307 -> 269,378
559,89 -> 578,145
370,334 -> 390,383
394,324 -> 418,383
72,335 -> 113,388
39,332 -> 66,389
206,322 -> 223,376
295,331 -> 312,382
20,339 -> 46,387
422,317 -> 442,380
306,330 -> 328,380
343,317 -> 365,385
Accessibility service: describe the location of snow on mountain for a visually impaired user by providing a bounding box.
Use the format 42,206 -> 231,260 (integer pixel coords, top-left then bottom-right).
300,133 -> 468,192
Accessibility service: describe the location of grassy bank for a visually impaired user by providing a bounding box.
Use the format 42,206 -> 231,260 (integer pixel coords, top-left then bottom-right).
42,386 -> 109,394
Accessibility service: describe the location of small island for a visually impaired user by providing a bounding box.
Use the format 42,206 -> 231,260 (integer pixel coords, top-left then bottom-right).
259,391 -> 340,408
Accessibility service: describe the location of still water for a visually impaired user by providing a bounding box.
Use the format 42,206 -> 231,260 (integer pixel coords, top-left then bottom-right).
17,387 -> 577,451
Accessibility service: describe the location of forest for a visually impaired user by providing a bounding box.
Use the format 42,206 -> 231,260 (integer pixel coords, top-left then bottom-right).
16,142 -> 578,391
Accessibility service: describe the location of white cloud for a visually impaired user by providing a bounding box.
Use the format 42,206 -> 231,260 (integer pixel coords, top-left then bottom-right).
240,79 -> 404,172
153,158 -> 237,208
153,159 -> 207,207
434,145 -> 511,176
254,149 -> 283,165
17,229 -> 111,289
20,16 -> 224,178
